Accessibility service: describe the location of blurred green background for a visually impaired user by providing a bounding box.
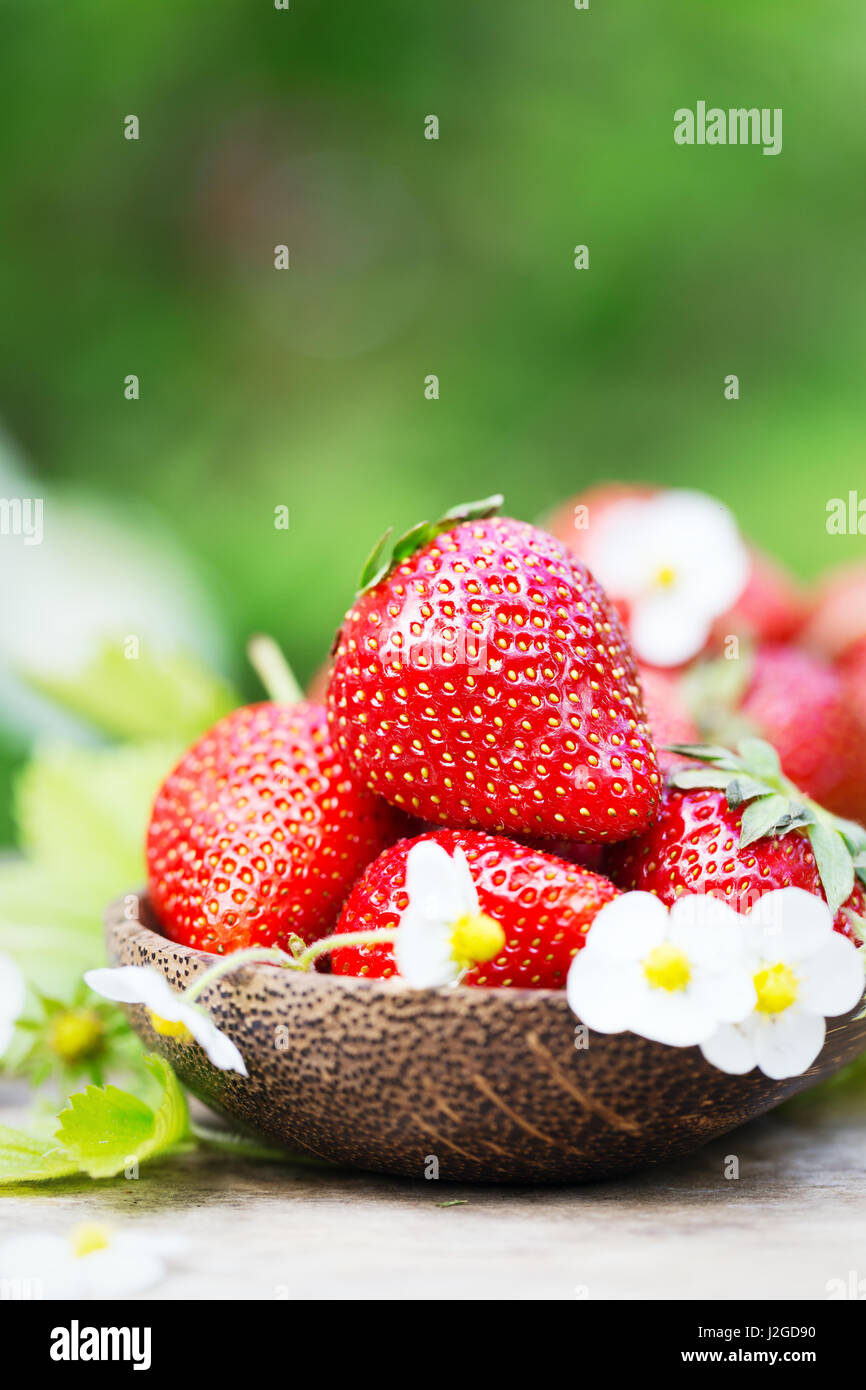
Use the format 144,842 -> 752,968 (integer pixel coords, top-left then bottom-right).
1,0 -> 865,847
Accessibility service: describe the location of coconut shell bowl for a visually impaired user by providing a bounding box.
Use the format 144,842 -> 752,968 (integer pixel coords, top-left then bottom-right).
105,894 -> 866,1184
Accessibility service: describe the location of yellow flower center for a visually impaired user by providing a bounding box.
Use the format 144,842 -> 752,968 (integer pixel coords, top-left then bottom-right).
449,913 -> 505,969
70,1223 -> 111,1259
754,962 -> 799,1014
643,942 -> 692,992
48,1009 -> 104,1064
149,1011 -> 194,1041
655,565 -> 677,589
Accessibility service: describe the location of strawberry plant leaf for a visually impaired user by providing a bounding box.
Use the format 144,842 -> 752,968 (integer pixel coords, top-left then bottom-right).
806,821 -> 855,917
738,793 -> 795,847
833,817 -> 866,856
15,742 -> 179,914
736,737 -> 782,784
0,1126 -> 79,1184
54,1055 -> 189,1179
0,1057 -> 189,1184
725,775 -> 776,809
26,641 -> 236,743
666,766 -> 733,791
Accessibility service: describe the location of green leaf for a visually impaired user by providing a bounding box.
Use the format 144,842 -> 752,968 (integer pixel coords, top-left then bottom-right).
806,821 -> 856,917
55,1056 -> 189,1179
357,527 -> 393,592
738,793 -> 793,847
833,817 -> 866,856
0,1126 -> 79,1184
391,520 -> 433,564
666,766 -> 733,791
736,737 -> 782,784
725,775 -> 776,809
26,640 -> 236,743
0,862 -> 104,996
14,741 -> 179,908
0,1057 -> 188,1185
663,743 -> 741,766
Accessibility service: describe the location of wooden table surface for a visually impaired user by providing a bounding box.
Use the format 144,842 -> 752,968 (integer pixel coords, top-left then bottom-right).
1,1082 -> 863,1300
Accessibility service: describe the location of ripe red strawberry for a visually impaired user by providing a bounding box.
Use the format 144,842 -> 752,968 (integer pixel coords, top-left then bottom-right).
147,700 -> 404,954
607,742 -> 866,942
740,647 -> 866,824
330,828 -> 620,988
684,645 -> 866,825
800,562 -> 866,663
327,499 -> 660,844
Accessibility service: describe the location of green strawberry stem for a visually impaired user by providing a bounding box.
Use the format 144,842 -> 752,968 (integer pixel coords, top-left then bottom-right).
183,930 -> 400,1001
184,946 -> 297,1000
293,928 -> 398,970
247,634 -> 304,705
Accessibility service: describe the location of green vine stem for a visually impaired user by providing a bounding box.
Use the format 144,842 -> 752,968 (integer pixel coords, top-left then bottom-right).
182,930 -> 399,1003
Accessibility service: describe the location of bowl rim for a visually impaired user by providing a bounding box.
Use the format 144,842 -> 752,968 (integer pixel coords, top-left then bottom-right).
107,891 -> 575,1008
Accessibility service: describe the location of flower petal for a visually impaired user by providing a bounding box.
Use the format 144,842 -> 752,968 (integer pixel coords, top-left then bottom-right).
566,955 -> 644,1034
404,841 -> 478,923
668,894 -> 747,968
798,934 -> 865,1016
629,592 -> 712,668
746,887 -> 834,962
583,499 -> 661,597
84,965 -> 165,1008
79,1246 -> 166,1299
700,1021 -> 758,1075
688,966 -> 757,1024
628,984 -> 715,1046
580,891 -> 668,961
182,1008 -> 248,1075
754,1009 -> 826,1080
394,910 -> 459,989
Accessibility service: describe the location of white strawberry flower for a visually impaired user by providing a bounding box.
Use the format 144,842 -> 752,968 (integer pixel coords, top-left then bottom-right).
84,965 -> 247,1075
0,953 -> 26,1058
393,841 -> 505,988
566,891 -> 757,1046
582,489 -> 750,666
0,1222 -> 185,1299
700,888 -> 865,1079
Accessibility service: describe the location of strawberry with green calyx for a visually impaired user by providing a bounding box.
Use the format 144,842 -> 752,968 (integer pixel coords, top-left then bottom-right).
609,736 -> 866,940
327,499 -> 660,843
146,636 -> 405,955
